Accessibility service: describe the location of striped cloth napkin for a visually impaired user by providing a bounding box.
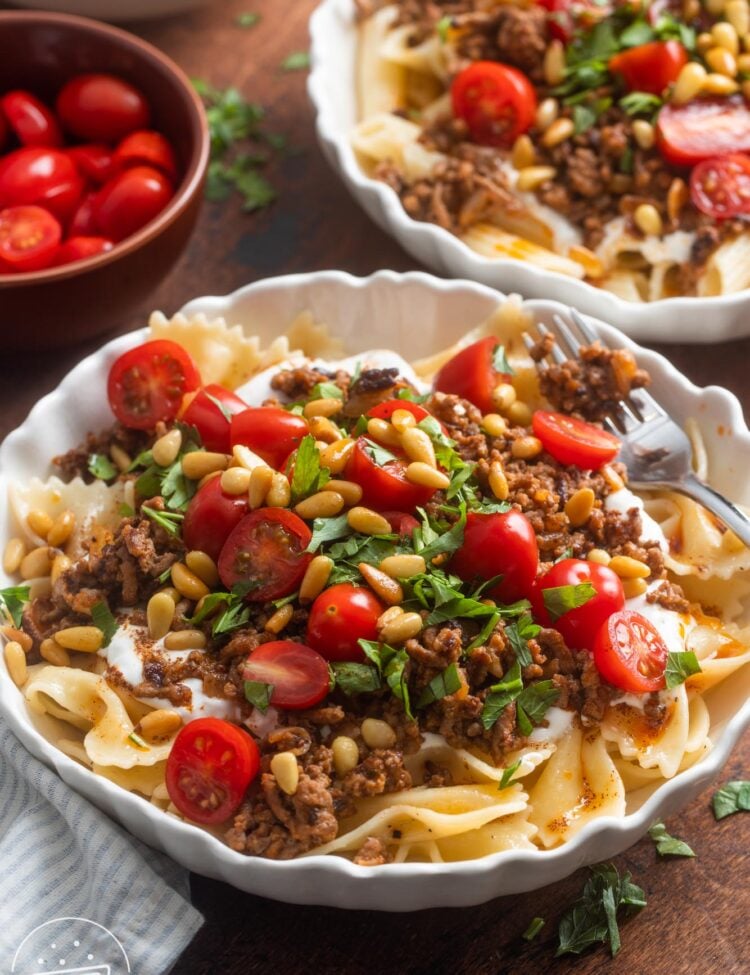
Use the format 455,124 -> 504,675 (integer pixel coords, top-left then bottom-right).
0,718 -> 203,973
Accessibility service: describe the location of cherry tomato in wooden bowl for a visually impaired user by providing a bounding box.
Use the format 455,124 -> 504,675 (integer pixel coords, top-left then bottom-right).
449,510 -> 539,604
56,73 -> 151,143
67,144 -> 116,184
1,90 -> 62,148
94,164 -> 173,243
593,609 -> 669,693
52,235 -> 113,267
181,384 -> 248,453
165,717 -> 259,825
68,193 -> 100,236
345,437 -> 436,512
0,205 -> 61,272
107,338 -> 201,430
433,336 -> 510,415
690,153 -> 750,219
451,61 -> 537,149
218,508 -> 312,601
532,410 -> 620,469
656,97 -> 750,166
608,41 -> 687,96
242,640 -> 330,710
231,407 -> 310,470
114,129 -> 178,180
183,476 -> 249,563
306,583 -> 385,662
0,147 -> 83,223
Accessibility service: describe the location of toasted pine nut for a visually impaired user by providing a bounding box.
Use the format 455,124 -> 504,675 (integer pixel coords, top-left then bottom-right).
516,165 -> 556,192
299,555 -> 334,603
265,603 -> 294,634
2,627 -> 30,655
221,467 -> 252,495
391,408 -> 417,433
186,550 -> 219,588
266,472 -> 291,507
379,554 -> 426,579
347,506 -> 391,536
152,428 -> 183,467
232,444 -> 265,470
634,203 -> 663,237
108,443 -> 131,473
140,708 -> 183,741
667,178 -> 689,222
565,487 -> 595,527
54,626 -> 103,653
295,491 -> 345,520
271,751 -> 299,795
511,436 -> 543,460
323,479 -> 363,506
377,606 -> 403,629
248,465 -> 274,508
47,510 -> 75,548
401,427 -> 436,467
511,133 -> 536,170
40,637 -> 70,666
609,555 -> 651,579
304,397 -> 342,419
361,718 -> 397,749
489,386 -> 517,415
632,119 -> 655,150
171,563 -> 210,602
3,538 -> 26,574
544,38 -> 566,85
568,245 -> 604,279
587,547 -> 611,565
359,563 -> 403,605
380,611 -> 423,644
482,413 -> 507,438
697,30 -> 715,53
706,45 -> 737,75
672,62 -> 707,103
712,20 -> 740,54
4,641 -> 27,686
319,438 -> 355,474
405,463 -> 450,490
332,735 -> 360,776
164,629 -> 207,651
702,71 -> 738,93
309,416 -> 343,443
507,401 -> 533,427
601,465 -> 625,491
147,592 -> 175,640
535,97 -> 559,131
727,0 -> 750,36
706,0 -> 726,12
683,0 -> 701,18
159,586 -> 181,604
541,116 -> 575,148
622,577 -> 648,599
27,509 -> 53,539
51,553 -> 71,586
489,461 -> 509,501
181,451 -> 229,480
366,418 -> 401,449
20,546 -> 53,580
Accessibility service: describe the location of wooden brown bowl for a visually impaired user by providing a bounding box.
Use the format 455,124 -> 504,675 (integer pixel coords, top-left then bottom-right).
0,10 -> 210,351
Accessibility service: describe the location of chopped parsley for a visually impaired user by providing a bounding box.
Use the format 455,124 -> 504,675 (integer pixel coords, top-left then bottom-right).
619,91 -> 662,118
236,11 -> 260,28
141,506 -> 184,538
481,659 -> 524,730
712,780 -> 750,820
91,601 -> 118,648
309,381 -> 343,401
88,453 -> 118,482
186,582 -> 252,636
492,344 -> 514,375
522,917 -> 545,942
360,639 -> 413,720
515,681 -> 560,737
498,759 -> 521,790
648,821 -> 695,857
330,661 -> 382,696
281,50 -> 311,71
290,434 -> 330,504
363,438 -> 398,466
244,680 -> 274,712
505,613 -> 541,669
436,14 -> 452,42
556,863 -> 646,957
664,650 -> 702,689
416,662 -> 462,707
541,582 -> 596,622
306,513 -> 351,552
0,585 -> 31,628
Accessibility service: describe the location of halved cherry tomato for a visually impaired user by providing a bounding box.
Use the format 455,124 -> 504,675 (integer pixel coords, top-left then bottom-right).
67,144 -> 116,184
367,399 -> 431,423
0,205 -> 61,273
689,153 -> 750,219
451,61 -> 537,148
594,609 -> 669,693
114,129 -> 177,180
183,476 -> 249,562
53,235 -> 113,266
530,558 -> 625,652
345,437 -> 435,511
608,41 -> 688,96
181,384 -> 248,453
382,511 -> 420,538
537,0 -> 612,43
69,193 -> 100,236
532,410 -> 620,469
242,640 -> 330,710
434,336 -> 510,414
1,90 -> 62,147
0,147 -> 84,223
94,165 -> 173,242
306,583 -> 385,662
56,73 -> 151,143
218,507 -> 312,601
449,510 -> 539,604
165,717 -> 259,825
107,338 -> 201,430
231,407 -> 309,470
656,97 -> 750,166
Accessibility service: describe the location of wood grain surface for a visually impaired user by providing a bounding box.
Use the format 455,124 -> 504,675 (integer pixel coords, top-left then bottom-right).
1,0 -> 748,971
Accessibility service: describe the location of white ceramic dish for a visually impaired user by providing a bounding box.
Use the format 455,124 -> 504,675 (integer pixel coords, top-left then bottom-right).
1,270 -> 748,909
308,0 -> 750,345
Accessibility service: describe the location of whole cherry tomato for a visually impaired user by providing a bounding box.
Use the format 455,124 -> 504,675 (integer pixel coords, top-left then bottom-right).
56,73 -> 151,143
367,399 -> 431,423
451,61 -> 537,148
242,641 -> 330,710
1,90 -> 62,147
231,407 -> 310,470
0,112 -> 7,153
656,97 -> 750,166
306,583 -> 385,662
0,147 -> 83,222
67,144 -> 116,184
593,609 -> 669,693
68,194 -> 100,236
608,41 -> 687,96
107,338 -> 201,430
531,411 -> 620,469
181,384 -> 248,453
433,336 -> 510,414
113,129 -> 177,180
94,165 -> 173,242
53,235 -> 114,266
449,509 -> 539,604
183,476 -> 249,562
0,205 -> 61,273
345,437 -> 436,511
218,508 -> 312,601
689,153 -> 750,219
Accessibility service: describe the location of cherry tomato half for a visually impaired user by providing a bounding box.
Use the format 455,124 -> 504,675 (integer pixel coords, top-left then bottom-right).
381,510 -> 420,538
183,476 -> 249,562
242,640 -> 330,710
231,407 -> 310,470
593,609 -> 669,693
433,336 -> 510,414
345,437 -> 435,512
218,507 -> 312,601
52,235 -> 113,266
0,205 -> 61,273
530,558 -> 625,652
0,147 -> 84,223
367,399 -> 431,423
449,509 -> 539,604
56,73 -> 151,143
107,338 -> 201,430
451,61 -> 537,148
689,153 -> 750,219
608,41 -> 687,96
656,97 -> 750,166
1,90 -> 62,147
181,384 -> 248,453
67,144 -> 116,184
306,583 -> 385,662
94,165 -> 173,242
114,129 -> 177,180
165,717 -> 259,825
532,410 -> 620,469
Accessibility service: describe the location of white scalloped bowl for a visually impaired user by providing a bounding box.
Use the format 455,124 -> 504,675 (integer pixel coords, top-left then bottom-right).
0,271 -> 748,909
308,0 -> 750,344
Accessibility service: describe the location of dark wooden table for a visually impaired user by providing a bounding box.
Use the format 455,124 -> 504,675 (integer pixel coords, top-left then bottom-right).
2,0 -> 749,971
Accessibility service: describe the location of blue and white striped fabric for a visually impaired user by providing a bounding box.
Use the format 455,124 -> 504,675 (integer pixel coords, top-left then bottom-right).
0,719 -> 203,973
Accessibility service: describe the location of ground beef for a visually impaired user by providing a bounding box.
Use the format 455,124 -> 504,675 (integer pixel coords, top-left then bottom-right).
270,366 -> 349,400
342,749 -> 412,797
423,760 -> 454,788
353,836 -> 391,866
647,580 -> 690,614
493,6 -> 549,81
53,424 -> 150,483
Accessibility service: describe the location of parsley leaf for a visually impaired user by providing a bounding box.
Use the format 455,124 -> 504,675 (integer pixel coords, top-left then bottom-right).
0,585 -> 30,628
505,613 -> 541,669
309,381 -> 343,401
331,661 -> 382,696
464,608 -> 503,654
712,780 -> 750,820
499,759 -> 521,790
186,582 -> 251,636
290,434 -> 330,504
91,601 -> 118,648
426,595 -> 499,626
542,582 -> 596,622
141,506 -> 184,537
436,14 -> 452,42
359,639 -> 414,720
281,50 -> 311,71
619,91 -> 662,118
665,650 -> 702,688
481,659 -> 524,730
416,505 -> 467,562
522,917 -> 545,942
306,513 -> 351,552
236,11 -> 260,28
619,18 -> 654,47
88,453 -> 118,481
363,438 -> 398,466
416,662 -> 462,707
492,344 -> 514,375
515,680 -> 560,737
556,863 -> 646,957
244,680 -> 273,712
417,416 -> 458,468
648,821 -> 695,857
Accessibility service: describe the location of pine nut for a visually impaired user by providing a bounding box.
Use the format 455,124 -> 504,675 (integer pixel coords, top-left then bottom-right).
366,417 -> 401,449
332,735 -> 360,776
138,708 -> 183,742
323,479 -> 363,506
507,401 -> 532,427
361,718 -> 397,749
221,467 -> 252,495
181,451 -> 229,480
683,0 -> 701,18
516,165 -> 556,192
535,97 -> 559,131
47,510 -> 75,548
511,436 -> 543,460
601,465 -> 625,491
697,30 -> 715,53
40,637 -> 70,666
152,428 -> 183,467
3,538 -> 26,574
667,178 -> 689,222
706,45 -> 737,75
379,554 -> 426,579
109,443 -> 131,472
703,71 -> 739,93
405,463 -> 450,489
51,553 -> 71,586
20,546 -> 53,580
159,586 -> 181,604
4,641 -> 27,686
565,487 -> 595,527
569,245 -> 605,279
632,119 -> 655,150
265,603 -> 294,634
147,592 -> 175,640
309,416 -> 343,444
738,51 -> 750,71
299,555 -> 334,603
266,472 -> 291,507
27,509 -> 53,539
1,626 -> 30,653
319,438 -> 355,474
232,444 -> 265,470
295,491 -> 345,520
482,413 -> 507,438
488,461 -> 509,500
54,626 -> 103,653
377,606 -> 404,629
544,38 -> 566,85
271,751 -> 299,795
359,563 -> 403,605
672,62 -> 707,103
706,0 -> 726,15
727,0 -> 750,36
304,397 -> 342,419
401,427 -> 436,467
511,133 -> 536,170
347,506 -> 391,536
609,555 -> 651,579
171,563 -> 210,602
248,465 -> 274,508
634,203 -> 663,237
622,577 -> 648,599
712,20 -> 740,54
541,116 -> 575,148
391,408 -> 417,433
186,550 -> 220,588
380,611 -> 422,644
164,629 -> 207,650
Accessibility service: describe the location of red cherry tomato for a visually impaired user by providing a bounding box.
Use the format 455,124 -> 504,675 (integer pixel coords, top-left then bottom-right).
242,641 -> 330,710
165,717 -> 259,825
113,129 -> 177,180
0,147 -> 83,222
56,73 -> 151,143
451,61 -> 537,148
593,609 -> 669,693
107,338 -> 201,430
537,0 -> 612,43
53,235 -> 113,266
449,510 -> 539,603
0,112 -> 7,152
1,90 -> 62,147
306,583 -> 385,662
381,511 -> 420,538
345,437 -> 435,512
0,205 -> 61,273
530,558 -> 625,652
181,384 -> 248,453
183,476 -> 249,562
689,153 -> 750,219
532,411 -> 620,469
67,144 -> 116,184
218,508 -> 312,601
608,41 -> 687,96
367,399 -> 431,423
69,193 -> 100,236
94,165 -> 173,243
231,407 -> 310,470
656,97 -> 750,166
433,336 -> 509,414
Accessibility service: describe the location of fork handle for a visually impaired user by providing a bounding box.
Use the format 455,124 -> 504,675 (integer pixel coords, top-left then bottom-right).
678,473 -> 750,548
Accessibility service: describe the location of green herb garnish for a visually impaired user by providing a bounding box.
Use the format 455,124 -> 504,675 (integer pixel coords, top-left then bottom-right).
664,650 -> 702,689
556,863 -> 646,957
712,780 -> 750,820
244,680 -> 274,712
499,759 -> 521,790
236,11 -> 260,27
290,434 -> 330,504
330,661 -> 382,696
141,506 -> 184,538
416,662 -> 462,707
542,582 -> 596,622
522,917 -> 545,942
648,821 -> 695,857
0,585 -> 31,628
91,601 -> 118,648
88,453 -> 118,481
359,639 -> 413,720
481,659 -> 524,730
281,50 -> 311,71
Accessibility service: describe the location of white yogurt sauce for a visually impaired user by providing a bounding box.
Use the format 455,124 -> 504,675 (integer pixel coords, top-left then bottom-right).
605,486 -> 666,550
528,706 -> 573,743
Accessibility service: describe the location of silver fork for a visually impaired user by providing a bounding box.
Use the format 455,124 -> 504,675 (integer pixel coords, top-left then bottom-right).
522,307 -> 750,547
